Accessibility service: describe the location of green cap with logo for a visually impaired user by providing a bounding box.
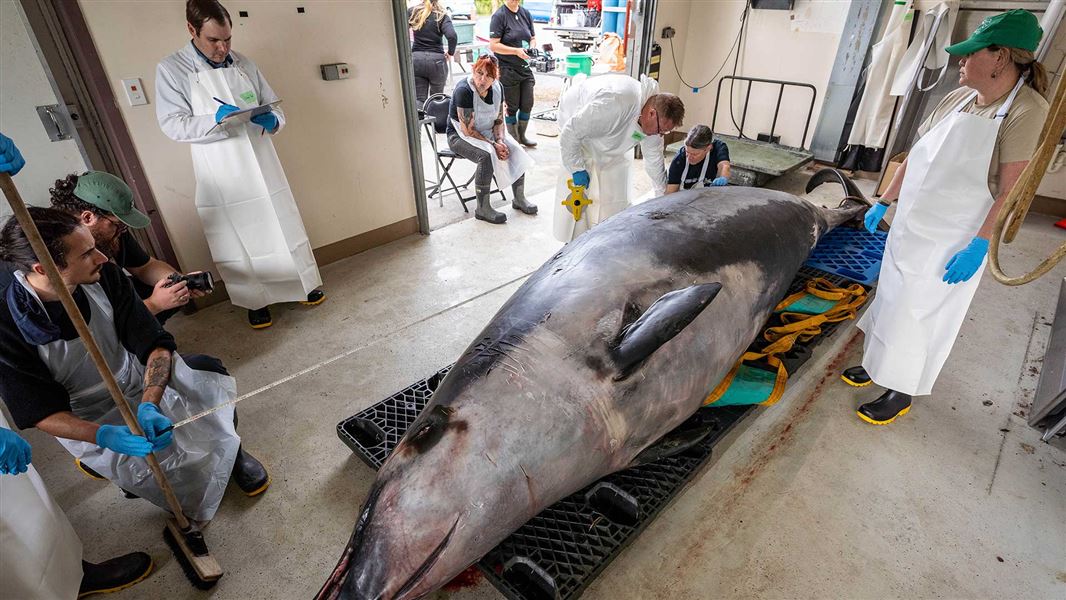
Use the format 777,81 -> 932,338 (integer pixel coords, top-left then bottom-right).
945,9 -> 1043,56
73,171 -> 150,229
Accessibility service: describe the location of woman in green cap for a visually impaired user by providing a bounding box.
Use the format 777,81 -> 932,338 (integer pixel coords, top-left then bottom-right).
842,9 -> 1049,425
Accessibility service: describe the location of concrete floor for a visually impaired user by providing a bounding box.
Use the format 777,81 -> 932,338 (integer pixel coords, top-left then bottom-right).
18,168 -> 1066,599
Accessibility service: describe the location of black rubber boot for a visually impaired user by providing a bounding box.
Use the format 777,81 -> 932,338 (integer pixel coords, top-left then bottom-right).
474,185 -> 506,224
506,122 -> 519,142
511,176 -> 537,215
232,446 -> 270,496
517,119 -> 537,147
78,553 -> 153,597
857,390 -> 912,425
841,365 -> 872,387
247,307 -> 272,329
301,289 -> 326,306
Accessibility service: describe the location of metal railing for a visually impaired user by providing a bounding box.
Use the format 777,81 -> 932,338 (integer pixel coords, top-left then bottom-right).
711,76 -> 818,150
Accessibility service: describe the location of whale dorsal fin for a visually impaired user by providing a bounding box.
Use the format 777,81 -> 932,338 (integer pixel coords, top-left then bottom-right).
611,283 -> 722,379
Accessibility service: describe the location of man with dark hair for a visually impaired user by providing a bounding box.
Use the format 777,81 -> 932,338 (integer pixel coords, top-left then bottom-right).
44,171 -> 210,325
0,134 -> 154,598
0,206 -> 270,524
155,0 -> 325,329
553,73 -> 685,242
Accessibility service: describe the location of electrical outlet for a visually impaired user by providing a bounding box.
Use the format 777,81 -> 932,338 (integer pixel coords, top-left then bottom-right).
661,26 -> 675,39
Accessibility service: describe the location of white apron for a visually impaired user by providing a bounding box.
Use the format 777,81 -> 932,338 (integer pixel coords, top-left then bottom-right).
17,273 -> 240,521
847,0 -> 912,149
450,78 -> 532,189
858,78 -> 1024,396
0,413 -> 83,600
188,66 -> 321,310
680,152 -> 712,189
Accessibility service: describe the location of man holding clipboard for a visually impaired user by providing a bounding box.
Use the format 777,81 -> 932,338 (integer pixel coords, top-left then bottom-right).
156,0 -> 324,329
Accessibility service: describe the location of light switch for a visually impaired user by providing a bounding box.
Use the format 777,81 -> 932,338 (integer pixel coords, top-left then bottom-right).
121,78 -> 148,106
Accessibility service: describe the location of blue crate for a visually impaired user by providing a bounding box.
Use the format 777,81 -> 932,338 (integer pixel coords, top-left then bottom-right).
805,226 -> 887,286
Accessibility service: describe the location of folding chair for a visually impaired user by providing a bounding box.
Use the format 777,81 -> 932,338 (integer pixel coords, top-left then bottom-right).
422,93 -> 506,213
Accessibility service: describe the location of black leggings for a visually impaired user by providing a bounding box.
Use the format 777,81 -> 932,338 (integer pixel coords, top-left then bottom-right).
499,65 -> 535,120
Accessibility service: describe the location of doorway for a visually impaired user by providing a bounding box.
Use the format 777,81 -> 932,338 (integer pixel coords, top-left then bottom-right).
400,0 -> 660,232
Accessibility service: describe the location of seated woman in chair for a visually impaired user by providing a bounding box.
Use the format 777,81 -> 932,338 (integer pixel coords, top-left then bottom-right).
447,55 -> 537,224
666,125 -> 731,193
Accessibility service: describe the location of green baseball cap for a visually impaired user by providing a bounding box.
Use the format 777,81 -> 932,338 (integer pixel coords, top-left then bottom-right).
946,9 -> 1043,56
73,171 -> 150,229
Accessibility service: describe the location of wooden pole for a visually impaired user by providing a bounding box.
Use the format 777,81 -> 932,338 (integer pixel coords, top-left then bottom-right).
0,173 -> 191,531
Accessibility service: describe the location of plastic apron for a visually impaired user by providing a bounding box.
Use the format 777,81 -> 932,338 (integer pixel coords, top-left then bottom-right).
16,273 -> 240,521
187,66 -> 321,310
847,0 -> 912,149
680,153 -> 712,189
552,74 -> 658,242
0,414 -> 83,600
449,78 -> 532,189
857,78 -> 1024,396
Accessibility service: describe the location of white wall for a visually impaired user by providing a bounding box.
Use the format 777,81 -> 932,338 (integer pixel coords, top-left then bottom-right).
658,0 -> 850,148
77,0 -> 416,273
653,0 -> 693,98
0,0 -> 88,214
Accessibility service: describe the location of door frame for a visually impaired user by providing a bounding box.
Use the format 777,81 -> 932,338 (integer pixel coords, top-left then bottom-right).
19,0 -> 181,269
393,0 -> 432,235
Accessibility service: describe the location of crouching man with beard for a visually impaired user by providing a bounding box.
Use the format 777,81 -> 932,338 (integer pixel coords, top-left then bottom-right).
49,171 -> 212,325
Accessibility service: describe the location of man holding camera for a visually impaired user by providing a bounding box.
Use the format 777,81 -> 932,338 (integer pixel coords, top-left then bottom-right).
49,171 -> 211,326
0,206 -> 269,521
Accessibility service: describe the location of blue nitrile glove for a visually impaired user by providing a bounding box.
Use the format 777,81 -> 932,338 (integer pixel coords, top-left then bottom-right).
943,237 -> 990,284
214,103 -> 240,123
0,427 -> 32,475
95,425 -> 153,457
250,111 -> 279,133
711,176 -> 728,187
572,170 -> 590,188
0,133 -> 26,176
136,403 -> 173,451
864,203 -> 889,234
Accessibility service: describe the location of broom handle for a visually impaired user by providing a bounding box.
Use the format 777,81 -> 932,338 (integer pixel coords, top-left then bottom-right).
0,173 -> 191,531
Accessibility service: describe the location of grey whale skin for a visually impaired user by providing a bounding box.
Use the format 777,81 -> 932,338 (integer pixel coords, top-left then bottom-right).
317,169 -> 869,599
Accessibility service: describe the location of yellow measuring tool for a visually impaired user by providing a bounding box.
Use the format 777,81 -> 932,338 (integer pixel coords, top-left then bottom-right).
562,179 -> 592,222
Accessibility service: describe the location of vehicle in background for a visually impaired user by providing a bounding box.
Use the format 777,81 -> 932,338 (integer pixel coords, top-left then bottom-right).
525,0 -> 554,22
441,0 -> 475,20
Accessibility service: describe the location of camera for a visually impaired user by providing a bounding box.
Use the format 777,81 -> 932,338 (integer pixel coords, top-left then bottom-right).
165,272 -> 214,293
527,46 -> 558,73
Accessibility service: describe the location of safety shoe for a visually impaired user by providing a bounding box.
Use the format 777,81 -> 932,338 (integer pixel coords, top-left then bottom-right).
248,307 -> 272,329
78,553 -> 153,597
857,390 -> 912,425
301,289 -> 326,306
75,459 -> 106,480
517,119 -> 538,148
841,365 -> 872,387
232,447 -> 270,497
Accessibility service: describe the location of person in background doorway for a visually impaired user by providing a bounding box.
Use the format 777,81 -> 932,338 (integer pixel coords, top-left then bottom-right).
155,0 -> 324,330
409,0 -> 457,107
553,73 -> 684,242
666,125 -> 731,193
48,172 -> 210,326
489,0 -> 539,147
0,132 -> 155,600
842,9 -> 1049,425
448,55 -> 537,224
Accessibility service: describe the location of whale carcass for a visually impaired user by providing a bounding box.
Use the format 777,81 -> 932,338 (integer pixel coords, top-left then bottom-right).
317,169 -> 869,599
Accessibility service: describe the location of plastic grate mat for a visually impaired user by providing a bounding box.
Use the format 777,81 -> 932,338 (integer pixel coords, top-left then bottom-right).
804,226 -> 887,286
336,263 -> 867,600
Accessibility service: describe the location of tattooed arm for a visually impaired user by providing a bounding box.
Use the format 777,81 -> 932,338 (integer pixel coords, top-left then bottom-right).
457,107 -> 492,143
492,101 -> 506,143
142,347 -> 173,405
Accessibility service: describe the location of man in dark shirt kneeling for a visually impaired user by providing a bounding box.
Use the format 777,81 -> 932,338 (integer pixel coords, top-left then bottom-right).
47,171 -> 211,325
0,208 -> 269,522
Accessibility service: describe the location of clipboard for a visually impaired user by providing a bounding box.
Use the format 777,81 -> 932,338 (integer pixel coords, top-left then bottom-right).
218,100 -> 283,125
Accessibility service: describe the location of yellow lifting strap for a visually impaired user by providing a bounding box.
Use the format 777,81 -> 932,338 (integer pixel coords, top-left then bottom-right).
703,278 -> 868,407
